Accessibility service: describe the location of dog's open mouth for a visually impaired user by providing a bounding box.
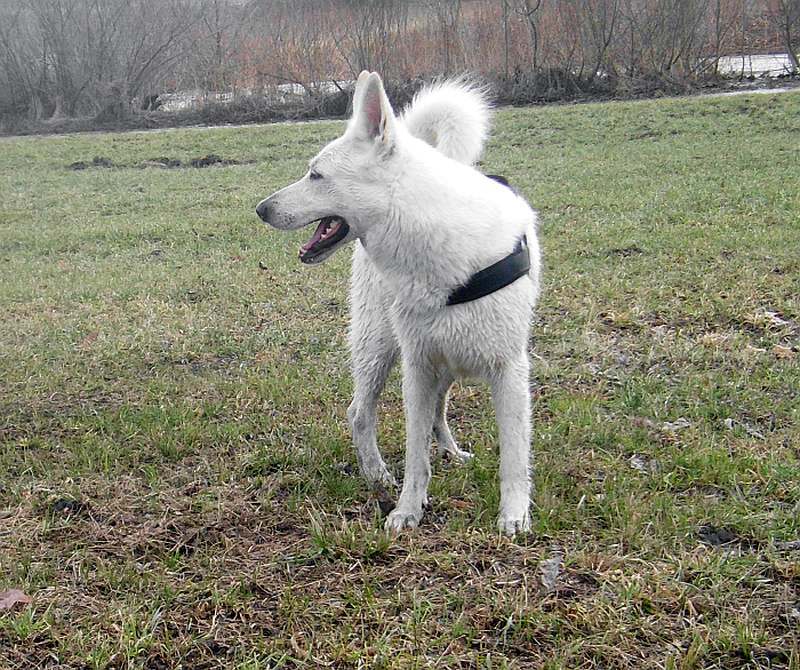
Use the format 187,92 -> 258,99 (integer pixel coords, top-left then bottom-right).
299,216 -> 350,263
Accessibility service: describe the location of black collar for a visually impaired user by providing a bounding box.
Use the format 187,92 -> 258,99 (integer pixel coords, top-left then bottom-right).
446,175 -> 531,306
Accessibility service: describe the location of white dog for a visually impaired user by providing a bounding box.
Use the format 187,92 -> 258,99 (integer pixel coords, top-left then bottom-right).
256,71 -> 541,535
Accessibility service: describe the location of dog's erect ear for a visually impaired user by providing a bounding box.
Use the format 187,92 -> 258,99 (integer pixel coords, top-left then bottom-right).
351,70 -> 371,116
352,70 -> 370,100
350,72 -> 396,152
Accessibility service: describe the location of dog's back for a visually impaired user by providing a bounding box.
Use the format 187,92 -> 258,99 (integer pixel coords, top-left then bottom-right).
401,79 -> 491,166
397,78 -> 539,306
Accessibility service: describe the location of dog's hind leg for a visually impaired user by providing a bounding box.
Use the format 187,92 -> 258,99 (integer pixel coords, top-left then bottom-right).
490,355 -> 533,536
433,377 -> 472,463
347,245 -> 398,487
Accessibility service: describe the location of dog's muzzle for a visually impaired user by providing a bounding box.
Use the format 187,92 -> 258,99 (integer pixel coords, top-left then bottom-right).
255,199 -> 272,223
255,196 -> 351,264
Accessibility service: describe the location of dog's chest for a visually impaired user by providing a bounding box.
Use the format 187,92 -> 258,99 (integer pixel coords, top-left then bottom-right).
389,299 -> 528,377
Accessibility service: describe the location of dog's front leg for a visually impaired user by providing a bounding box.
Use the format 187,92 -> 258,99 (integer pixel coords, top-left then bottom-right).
491,355 -> 533,536
348,246 -> 399,487
348,344 -> 397,487
385,360 -> 437,533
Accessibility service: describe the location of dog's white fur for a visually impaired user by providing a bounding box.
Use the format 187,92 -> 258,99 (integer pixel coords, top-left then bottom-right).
257,72 -> 541,535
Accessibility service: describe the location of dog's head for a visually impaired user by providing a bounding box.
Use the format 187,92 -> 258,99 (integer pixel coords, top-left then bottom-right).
256,71 -> 400,264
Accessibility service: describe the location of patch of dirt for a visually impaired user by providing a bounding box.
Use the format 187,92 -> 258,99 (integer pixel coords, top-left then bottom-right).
68,156 -> 116,170
698,524 -> 739,546
48,498 -> 89,519
372,482 -> 396,516
190,153 -> 235,168
606,245 -> 645,257
698,524 -> 761,550
169,353 -> 243,375
66,154 -> 246,170
140,156 -> 183,168
140,154 -> 243,168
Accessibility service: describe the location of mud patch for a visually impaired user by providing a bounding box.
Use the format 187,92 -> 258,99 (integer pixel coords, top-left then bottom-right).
606,245 -> 645,257
140,153 -> 245,169
48,498 -> 90,518
165,352 -> 242,374
190,153 -> 235,168
68,156 -> 115,170
140,156 -> 184,168
67,154 -> 246,170
140,154 -> 242,168
698,524 -> 760,550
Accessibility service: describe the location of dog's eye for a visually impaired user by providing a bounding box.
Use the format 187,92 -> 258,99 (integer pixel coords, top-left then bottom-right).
309,169 -> 323,181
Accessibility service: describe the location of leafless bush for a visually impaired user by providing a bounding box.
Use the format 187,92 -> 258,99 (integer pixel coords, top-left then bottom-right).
768,0 -> 800,70
0,0 -> 205,124
1,0 -> 796,133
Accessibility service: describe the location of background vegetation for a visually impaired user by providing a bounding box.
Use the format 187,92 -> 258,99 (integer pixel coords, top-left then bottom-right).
1,0 -> 799,134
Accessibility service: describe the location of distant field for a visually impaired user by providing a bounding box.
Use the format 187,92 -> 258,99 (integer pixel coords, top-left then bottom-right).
1,91 -> 799,669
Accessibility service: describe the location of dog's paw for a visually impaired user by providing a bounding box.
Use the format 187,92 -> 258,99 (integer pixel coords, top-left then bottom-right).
435,431 -> 473,465
439,444 -> 473,464
363,464 -> 397,488
385,508 -> 422,534
497,511 -> 531,537
380,469 -> 399,487
453,448 -> 474,464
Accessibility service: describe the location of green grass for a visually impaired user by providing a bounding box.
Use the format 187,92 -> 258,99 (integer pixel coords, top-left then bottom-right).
1,91 -> 799,669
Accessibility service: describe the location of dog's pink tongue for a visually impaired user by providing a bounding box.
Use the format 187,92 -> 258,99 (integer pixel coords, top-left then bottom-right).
301,220 -> 328,253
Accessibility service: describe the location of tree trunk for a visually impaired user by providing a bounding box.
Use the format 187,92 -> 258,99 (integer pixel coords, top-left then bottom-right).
49,93 -> 65,120
783,4 -> 800,72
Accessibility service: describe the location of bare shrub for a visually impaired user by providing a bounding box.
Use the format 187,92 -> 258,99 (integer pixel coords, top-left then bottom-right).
1,0 -> 796,133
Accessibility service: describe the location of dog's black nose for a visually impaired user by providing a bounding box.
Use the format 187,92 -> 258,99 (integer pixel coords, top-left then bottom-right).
256,199 -> 272,223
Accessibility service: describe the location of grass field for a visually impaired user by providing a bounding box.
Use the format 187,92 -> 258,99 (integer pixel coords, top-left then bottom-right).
1,90 -> 799,669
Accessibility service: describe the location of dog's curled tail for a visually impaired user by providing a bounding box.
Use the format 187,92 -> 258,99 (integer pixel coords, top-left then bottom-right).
401,78 -> 491,166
